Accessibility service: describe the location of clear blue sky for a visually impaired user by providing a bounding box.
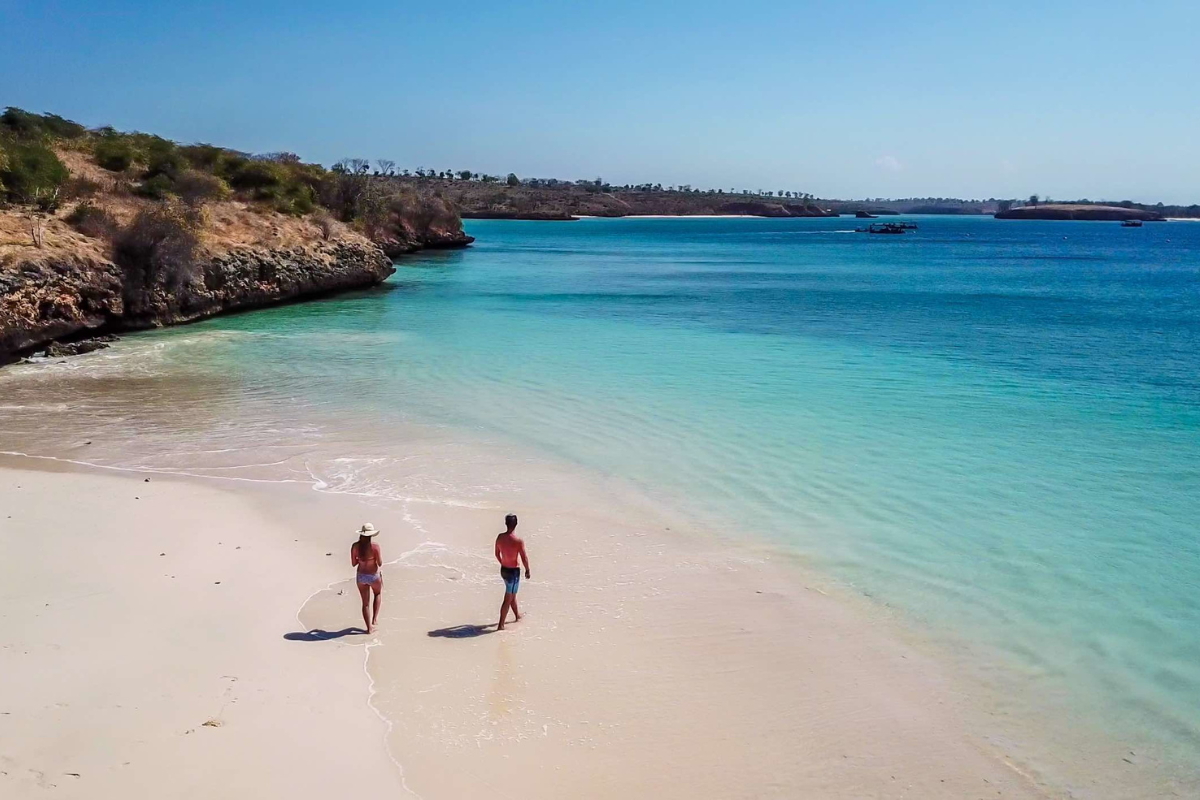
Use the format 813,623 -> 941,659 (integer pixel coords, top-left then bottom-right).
3,0 -> 1198,203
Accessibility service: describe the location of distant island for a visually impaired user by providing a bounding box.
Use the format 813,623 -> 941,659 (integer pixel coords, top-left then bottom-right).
376,171 -> 1200,221
438,177 -> 837,219
994,203 -> 1165,221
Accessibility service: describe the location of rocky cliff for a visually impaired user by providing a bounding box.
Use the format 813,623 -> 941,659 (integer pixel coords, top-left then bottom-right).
1,234 -> 395,365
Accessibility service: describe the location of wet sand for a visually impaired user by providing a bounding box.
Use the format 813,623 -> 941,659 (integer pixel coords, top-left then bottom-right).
0,449 -> 1060,798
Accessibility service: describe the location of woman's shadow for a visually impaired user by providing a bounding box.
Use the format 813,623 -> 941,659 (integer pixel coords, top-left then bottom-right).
283,627 -> 367,641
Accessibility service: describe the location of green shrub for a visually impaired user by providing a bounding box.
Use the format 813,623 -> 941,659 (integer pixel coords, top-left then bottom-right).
174,170 -> 230,206
228,159 -> 285,190
1,107 -> 49,138
134,173 -> 176,199
0,140 -> 69,208
94,136 -> 137,172
180,143 -> 231,172
38,113 -> 87,139
215,153 -> 249,182
144,146 -> 187,180
0,108 -> 86,140
65,201 -> 118,239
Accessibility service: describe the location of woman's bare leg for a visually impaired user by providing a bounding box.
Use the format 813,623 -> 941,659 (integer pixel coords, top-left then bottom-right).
357,582 -> 372,633
371,576 -> 383,629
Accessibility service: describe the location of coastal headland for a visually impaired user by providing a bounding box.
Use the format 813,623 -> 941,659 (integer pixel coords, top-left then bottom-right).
0,109 -> 472,364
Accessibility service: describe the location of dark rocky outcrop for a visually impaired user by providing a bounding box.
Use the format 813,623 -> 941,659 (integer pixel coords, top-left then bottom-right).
376,228 -> 475,259
994,204 -> 1164,221
1,239 -> 395,365
0,252 -> 124,359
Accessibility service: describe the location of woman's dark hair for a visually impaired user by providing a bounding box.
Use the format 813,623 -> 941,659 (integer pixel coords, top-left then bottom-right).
357,535 -> 371,560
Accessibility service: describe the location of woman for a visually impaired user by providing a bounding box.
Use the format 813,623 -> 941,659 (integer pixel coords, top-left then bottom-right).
350,523 -> 383,633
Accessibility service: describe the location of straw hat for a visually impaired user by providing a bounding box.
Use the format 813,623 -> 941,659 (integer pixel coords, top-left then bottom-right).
355,522 -> 380,537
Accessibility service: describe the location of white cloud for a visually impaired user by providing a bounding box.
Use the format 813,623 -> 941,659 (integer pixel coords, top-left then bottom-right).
874,155 -> 903,172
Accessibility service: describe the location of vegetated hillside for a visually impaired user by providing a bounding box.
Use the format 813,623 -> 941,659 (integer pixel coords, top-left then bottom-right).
994,204 -> 1165,221
0,108 -> 473,364
412,176 -> 836,218
827,198 -> 992,215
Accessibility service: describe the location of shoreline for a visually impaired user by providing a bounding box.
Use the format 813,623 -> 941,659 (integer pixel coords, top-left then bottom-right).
0,448 -> 1055,799
0,334 -> 1190,797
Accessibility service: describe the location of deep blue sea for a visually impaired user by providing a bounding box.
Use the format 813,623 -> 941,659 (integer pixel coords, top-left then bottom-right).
3,214 -> 1198,780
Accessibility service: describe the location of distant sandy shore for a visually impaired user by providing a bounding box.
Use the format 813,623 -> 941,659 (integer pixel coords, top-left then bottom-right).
0,454 -> 1055,799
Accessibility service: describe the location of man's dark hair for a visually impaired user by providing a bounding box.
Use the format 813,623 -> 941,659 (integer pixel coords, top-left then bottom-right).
505,513 -> 518,529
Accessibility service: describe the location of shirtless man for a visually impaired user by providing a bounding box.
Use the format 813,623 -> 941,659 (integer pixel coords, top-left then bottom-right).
495,514 -> 530,631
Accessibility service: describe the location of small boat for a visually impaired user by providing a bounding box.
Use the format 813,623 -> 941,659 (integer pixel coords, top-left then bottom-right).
855,211 -> 878,219
857,222 -> 906,234
1121,219 -> 1143,227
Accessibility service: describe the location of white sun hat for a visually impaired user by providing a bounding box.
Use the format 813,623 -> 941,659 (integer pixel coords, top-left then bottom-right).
355,523 -> 380,537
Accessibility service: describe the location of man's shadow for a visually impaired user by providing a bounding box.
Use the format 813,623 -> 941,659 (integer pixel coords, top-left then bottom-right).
427,623 -> 496,639
283,627 -> 366,641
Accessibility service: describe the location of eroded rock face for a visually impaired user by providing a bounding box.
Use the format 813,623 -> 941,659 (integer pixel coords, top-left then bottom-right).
1,239 -> 395,365
121,239 -> 395,328
376,226 -> 476,260
0,253 -> 124,360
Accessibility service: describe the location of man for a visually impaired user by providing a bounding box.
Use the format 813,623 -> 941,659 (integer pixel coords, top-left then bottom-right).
495,513 -> 530,631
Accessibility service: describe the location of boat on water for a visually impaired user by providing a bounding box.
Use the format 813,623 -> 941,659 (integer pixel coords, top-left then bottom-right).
855,211 -> 879,219
855,222 -> 909,234
1121,219 -> 1144,227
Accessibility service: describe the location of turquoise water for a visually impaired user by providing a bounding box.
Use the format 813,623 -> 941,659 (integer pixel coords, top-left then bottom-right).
5,215 -> 1199,776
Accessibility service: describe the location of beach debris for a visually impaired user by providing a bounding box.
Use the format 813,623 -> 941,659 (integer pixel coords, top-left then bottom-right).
159,553 -> 165,556
214,581 -> 221,585
65,772 -> 81,778
201,718 -> 222,728
326,552 -> 332,556
144,478 -> 150,483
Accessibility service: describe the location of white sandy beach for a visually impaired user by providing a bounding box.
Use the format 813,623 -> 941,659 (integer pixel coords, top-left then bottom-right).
0,459 -> 402,798
0,454 -> 1056,799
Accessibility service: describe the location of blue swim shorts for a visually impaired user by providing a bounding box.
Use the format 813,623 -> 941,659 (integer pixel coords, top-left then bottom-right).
500,566 -> 521,594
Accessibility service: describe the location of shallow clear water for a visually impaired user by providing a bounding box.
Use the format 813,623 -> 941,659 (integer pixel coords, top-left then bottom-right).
4,215 -> 1199,776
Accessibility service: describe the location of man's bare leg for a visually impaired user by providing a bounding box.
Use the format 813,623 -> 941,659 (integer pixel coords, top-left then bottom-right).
498,594 -> 513,630
358,583 -> 372,634
511,595 -> 521,622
